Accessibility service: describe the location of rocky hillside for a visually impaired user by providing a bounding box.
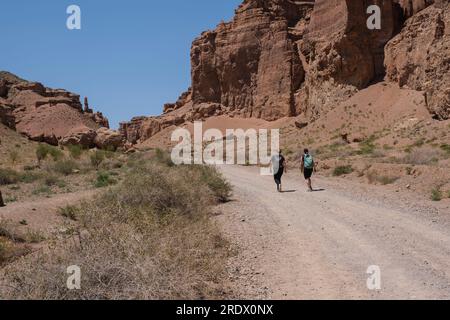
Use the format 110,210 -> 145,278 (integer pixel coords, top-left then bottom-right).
120,0 -> 449,146
0,71 -> 123,150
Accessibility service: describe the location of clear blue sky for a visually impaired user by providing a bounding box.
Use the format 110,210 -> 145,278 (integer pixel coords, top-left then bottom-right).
0,0 -> 241,128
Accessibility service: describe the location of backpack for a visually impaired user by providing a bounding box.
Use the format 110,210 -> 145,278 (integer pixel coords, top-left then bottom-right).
303,154 -> 314,169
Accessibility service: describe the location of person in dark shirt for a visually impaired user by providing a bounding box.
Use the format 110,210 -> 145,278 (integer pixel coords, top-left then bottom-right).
271,150 -> 286,192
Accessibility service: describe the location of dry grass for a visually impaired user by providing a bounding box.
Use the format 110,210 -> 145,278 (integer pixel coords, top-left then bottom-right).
366,171 -> 399,185
0,156 -> 233,300
400,147 -> 442,165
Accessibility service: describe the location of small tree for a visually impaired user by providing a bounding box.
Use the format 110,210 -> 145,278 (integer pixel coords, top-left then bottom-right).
36,144 -> 49,167
90,150 -> 105,170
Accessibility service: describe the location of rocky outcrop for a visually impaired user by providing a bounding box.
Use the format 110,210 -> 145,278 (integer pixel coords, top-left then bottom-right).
0,71 -> 119,147
94,127 -> 124,150
190,0 -> 315,121
119,114 -> 185,145
298,0 -> 408,119
385,1 -> 449,120
60,126 -> 97,148
396,0 -> 436,17
119,0 -> 444,146
163,89 -> 192,114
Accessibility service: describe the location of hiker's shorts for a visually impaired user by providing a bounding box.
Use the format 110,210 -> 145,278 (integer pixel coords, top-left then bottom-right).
304,168 -> 313,179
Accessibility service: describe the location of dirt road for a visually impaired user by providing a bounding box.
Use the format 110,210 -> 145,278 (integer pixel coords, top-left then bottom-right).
217,165 -> 450,300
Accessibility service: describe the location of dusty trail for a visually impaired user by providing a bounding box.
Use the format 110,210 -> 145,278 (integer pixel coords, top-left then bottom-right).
217,165 -> 450,300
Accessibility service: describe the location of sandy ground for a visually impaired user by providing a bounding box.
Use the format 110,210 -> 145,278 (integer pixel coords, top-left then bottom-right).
216,165 -> 450,300
0,190 -> 96,235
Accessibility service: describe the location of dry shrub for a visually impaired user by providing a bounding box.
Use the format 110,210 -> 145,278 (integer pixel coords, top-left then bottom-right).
366,171 -> 399,185
401,147 -> 442,165
0,162 -> 231,300
0,220 -> 33,267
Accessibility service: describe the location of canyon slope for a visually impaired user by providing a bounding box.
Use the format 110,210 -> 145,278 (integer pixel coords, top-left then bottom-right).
120,0 -> 449,147
0,71 -> 122,149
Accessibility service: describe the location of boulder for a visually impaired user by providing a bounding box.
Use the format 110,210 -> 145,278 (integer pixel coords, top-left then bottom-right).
60,126 -> 97,148
94,127 -> 124,150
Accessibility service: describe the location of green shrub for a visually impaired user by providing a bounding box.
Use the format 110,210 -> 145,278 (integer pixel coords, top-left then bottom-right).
333,165 -> 354,176
9,150 -> 20,165
357,136 -> 377,155
90,150 -> 105,170
56,180 -> 67,188
0,169 -> 37,185
431,188 -> 443,202
48,147 -> 64,162
58,205 -> 79,221
187,165 -> 232,203
19,172 -> 41,184
103,147 -> 116,159
0,169 -> 20,185
52,160 -> 79,176
4,196 -> 18,203
36,144 -> 50,165
32,185 -> 52,196
440,144 -> 450,154
23,165 -> 39,171
153,148 -> 174,167
24,230 -> 45,244
68,145 -> 83,159
94,172 -> 117,188
0,161 -> 231,300
43,174 -> 60,187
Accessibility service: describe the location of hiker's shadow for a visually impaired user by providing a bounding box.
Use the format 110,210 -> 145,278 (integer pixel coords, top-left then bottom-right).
312,188 -> 326,192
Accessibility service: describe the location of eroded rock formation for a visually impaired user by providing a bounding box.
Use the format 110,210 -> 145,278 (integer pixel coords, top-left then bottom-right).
0,71 -> 120,149
120,0 -> 449,145
385,1 -> 449,119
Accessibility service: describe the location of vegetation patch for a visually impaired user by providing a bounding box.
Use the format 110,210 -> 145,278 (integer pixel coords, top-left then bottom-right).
0,157 -> 232,299
431,188 -> 443,202
333,165 -> 354,177
94,171 -> 117,188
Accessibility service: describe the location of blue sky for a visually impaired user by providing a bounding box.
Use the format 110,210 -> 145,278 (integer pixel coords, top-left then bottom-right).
0,0 -> 241,128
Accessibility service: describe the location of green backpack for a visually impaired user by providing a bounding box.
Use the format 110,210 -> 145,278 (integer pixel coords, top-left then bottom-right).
304,154 -> 314,169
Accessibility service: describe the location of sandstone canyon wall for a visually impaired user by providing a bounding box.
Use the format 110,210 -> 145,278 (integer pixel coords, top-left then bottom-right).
120,0 -> 448,145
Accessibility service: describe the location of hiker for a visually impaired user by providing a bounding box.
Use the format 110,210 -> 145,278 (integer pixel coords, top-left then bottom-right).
300,148 -> 316,192
271,150 -> 286,192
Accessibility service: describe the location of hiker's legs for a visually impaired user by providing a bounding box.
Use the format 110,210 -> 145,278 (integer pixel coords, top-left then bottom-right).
304,168 -> 313,191
274,171 -> 283,192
